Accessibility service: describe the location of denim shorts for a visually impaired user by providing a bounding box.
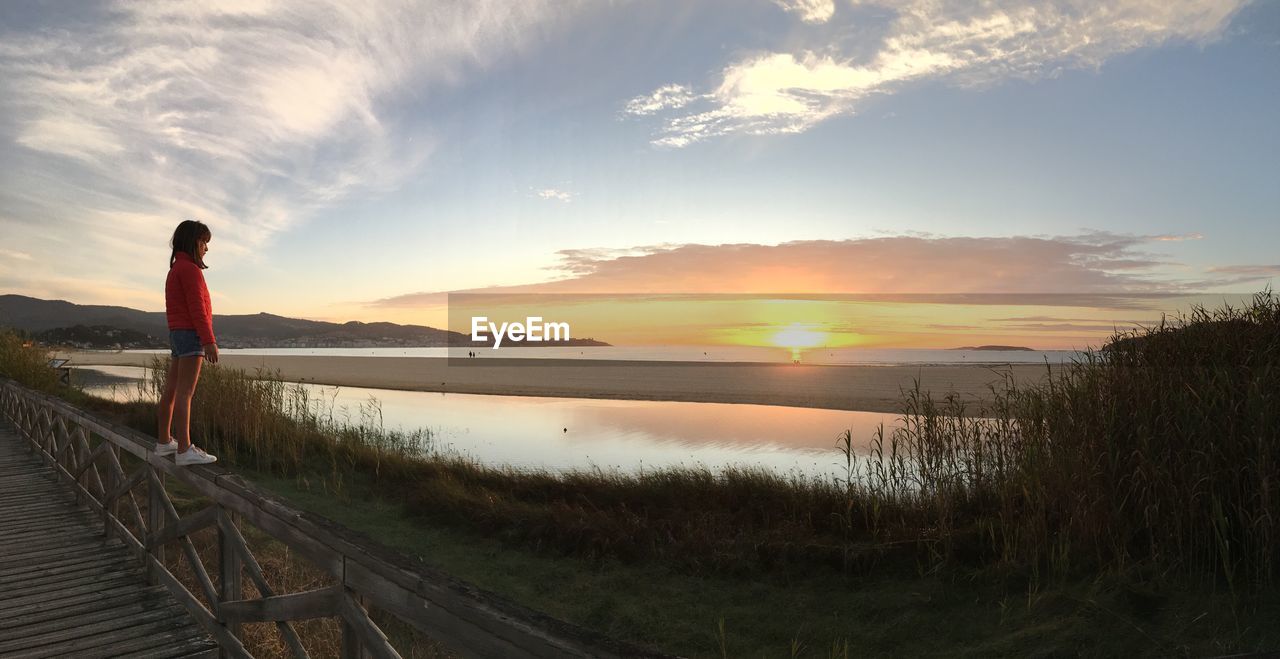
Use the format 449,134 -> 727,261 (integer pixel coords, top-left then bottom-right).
169,329 -> 204,358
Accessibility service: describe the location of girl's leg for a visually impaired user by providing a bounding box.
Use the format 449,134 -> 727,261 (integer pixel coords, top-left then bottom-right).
156,358 -> 181,443
171,356 -> 204,453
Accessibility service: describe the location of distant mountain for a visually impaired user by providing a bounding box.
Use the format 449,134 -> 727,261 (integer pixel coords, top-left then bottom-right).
0,294 -> 609,348
951,345 -> 1035,351
35,325 -> 166,350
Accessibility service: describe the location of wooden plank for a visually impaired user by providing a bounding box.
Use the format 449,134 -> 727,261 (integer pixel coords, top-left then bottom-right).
0,569 -> 141,602
136,639 -> 223,659
0,485 -> 72,499
60,626 -> 218,659
0,465 -> 46,475
0,530 -> 102,553
0,491 -> 71,507
0,475 -> 49,487
219,584 -> 342,623
0,542 -> 110,569
0,509 -> 94,529
0,510 -> 93,531
145,553 -> 253,659
0,555 -> 130,589
149,504 -> 220,550
0,549 -> 115,574
0,591 -> 179,642
339,589 -> 403,659
0,545 -> 123,575
101,464 -> 146,509
0,554 -> 127,585
149,479 -> 220,606
0,584 -> 168,630
15,392 -> 150,459
0,574 -> 140,612
216,512 -> 310,659
62,631 -> 219,659
343,560 -> 534,659
70,440 -> 110,481
204,486 -> 344,576
104,442 -> 148,539
0,601 -> 186,653
0,523 -> 100,544
72,427 -> 107,505
148,468 -> 168,577
7,615 -> 205,659
0,506 -> 80,524
0,540 -> 125,570
218,508 -> 244,659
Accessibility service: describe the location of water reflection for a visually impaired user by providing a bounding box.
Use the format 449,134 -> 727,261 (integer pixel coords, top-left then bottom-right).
74,366 -> 894,478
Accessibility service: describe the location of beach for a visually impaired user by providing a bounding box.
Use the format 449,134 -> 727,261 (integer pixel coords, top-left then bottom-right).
64,351 -> 1049,413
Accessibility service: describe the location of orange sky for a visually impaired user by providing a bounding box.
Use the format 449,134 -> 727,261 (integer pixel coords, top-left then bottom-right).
444,293 -> 1222,351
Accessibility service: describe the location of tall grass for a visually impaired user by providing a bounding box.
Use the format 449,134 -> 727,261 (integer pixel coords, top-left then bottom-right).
846,291 -> 1280,592
0,329 -> 58,391
9,292 -> 1278,593
130,359 -> 433,496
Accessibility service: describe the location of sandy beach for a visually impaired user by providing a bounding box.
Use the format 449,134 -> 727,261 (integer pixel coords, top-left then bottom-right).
64,351 -> 1050,413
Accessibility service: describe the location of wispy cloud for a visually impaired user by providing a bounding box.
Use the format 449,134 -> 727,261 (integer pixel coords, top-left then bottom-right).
535,187 -> 576,203
0,249 -> 33,262
772,0 -> 836,25
1207,265 -> 1280,276
626,0 -> 1247,147
623,84 -> 696,116
0,0 -> 578,291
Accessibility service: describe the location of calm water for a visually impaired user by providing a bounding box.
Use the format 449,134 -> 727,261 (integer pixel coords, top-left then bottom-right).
76,365 -> 896,479
114,345 -> 1085,365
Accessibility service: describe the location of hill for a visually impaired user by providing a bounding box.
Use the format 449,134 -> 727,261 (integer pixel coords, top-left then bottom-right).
0,294 -> 609,349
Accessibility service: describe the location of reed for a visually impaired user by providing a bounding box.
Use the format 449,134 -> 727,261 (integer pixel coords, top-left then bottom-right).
845,290 -> 1280,592
4,290 -> 1276,593
0,330 -> 58,392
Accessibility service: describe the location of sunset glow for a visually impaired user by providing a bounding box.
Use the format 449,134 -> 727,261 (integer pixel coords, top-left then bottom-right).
0,1 -> 1275,347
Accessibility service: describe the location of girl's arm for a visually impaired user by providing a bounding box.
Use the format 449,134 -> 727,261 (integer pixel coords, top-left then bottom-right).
181,265 -> 217,347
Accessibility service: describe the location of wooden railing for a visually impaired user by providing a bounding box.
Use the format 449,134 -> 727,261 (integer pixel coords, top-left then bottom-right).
0,378 -> 660,658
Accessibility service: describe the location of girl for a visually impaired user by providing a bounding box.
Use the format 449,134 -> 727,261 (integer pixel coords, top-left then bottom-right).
156,220 -> 219,466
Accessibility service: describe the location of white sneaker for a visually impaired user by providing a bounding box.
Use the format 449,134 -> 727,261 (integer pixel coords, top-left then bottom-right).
176,446 -> 218,466
155,439 -> 177,456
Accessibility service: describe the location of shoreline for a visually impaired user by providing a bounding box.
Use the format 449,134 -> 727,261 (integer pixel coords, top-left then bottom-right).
64,351 -> 1050,413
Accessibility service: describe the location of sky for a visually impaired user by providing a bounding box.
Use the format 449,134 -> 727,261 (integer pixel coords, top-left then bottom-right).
1,0 -> 1277,348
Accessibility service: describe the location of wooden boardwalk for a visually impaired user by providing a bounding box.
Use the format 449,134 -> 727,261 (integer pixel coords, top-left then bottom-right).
0,425 -> 218,658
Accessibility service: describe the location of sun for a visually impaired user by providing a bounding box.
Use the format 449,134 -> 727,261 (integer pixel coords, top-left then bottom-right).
771,323 -> 827,361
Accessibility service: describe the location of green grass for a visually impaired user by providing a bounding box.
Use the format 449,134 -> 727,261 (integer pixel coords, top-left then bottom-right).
242,464 -> 1280,657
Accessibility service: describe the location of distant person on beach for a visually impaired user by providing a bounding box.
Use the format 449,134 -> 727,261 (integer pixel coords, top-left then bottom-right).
155,220 -> 219,466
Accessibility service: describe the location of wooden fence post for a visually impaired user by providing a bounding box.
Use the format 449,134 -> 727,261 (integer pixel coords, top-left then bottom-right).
219,508 -> 243,659
148,467 -> 167,582
341,589 -> 372,659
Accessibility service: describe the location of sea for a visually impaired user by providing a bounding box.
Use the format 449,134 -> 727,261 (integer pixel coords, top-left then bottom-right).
74,346 -> 1076,479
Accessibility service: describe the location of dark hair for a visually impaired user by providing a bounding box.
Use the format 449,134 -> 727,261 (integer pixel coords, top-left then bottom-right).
170,220 -> 211,269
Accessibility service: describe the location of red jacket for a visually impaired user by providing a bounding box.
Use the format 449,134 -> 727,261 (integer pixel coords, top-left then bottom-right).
165,252 -> 216,346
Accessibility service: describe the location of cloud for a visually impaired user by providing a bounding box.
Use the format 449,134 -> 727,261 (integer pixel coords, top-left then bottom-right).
368,231 -> 1225,307
773,0 -> 836,24
535,188 -> 576,203
995,315 -> 1155,324
623,84 -> 696,116
1206,265 -> 1280,277
0,0 -> 578,291
628,0 -> 1247,146
0,249 -> 33,261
